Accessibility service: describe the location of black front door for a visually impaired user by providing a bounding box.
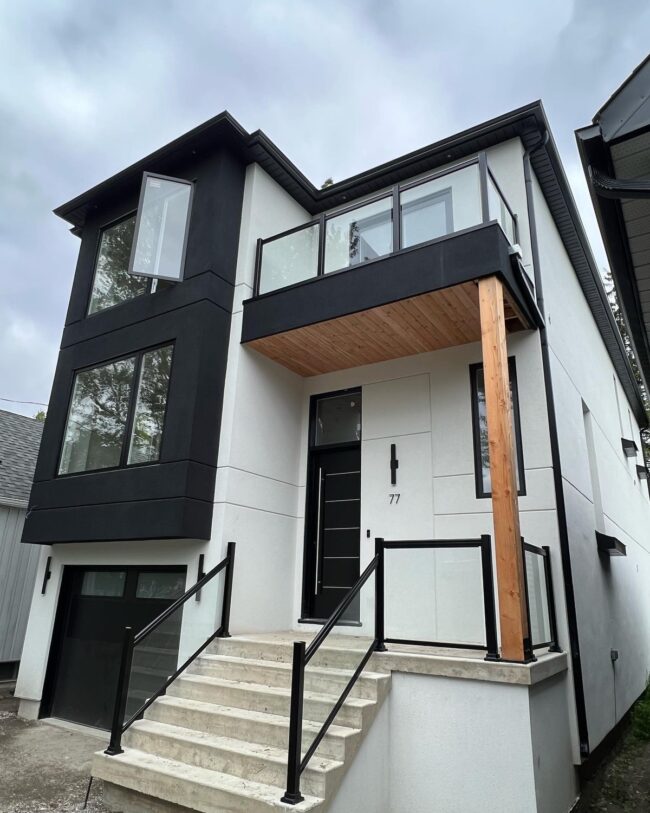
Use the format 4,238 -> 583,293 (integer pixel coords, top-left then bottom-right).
303,390 -> 361,621
41,566 -> 185,730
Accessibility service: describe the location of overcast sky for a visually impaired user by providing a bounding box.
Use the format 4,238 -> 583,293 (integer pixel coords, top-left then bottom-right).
1,0 -> 649,417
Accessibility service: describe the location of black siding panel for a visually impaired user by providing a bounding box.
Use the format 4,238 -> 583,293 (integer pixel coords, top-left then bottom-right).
24,145 -> 246,545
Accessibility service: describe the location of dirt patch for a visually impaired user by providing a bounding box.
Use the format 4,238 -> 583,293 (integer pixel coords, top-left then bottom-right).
0,693 -> 110,813
575,729 -> 650,812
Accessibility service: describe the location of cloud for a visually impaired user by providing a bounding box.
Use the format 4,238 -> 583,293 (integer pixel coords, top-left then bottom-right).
0,0 -> 648,413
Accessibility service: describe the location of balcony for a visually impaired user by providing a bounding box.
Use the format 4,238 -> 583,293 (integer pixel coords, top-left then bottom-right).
242,154 -> 539,376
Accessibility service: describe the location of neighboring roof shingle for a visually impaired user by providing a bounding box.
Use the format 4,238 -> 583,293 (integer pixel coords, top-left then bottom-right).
0,410 -> 43,504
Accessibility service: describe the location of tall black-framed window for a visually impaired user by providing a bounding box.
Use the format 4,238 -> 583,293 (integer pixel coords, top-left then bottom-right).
87,213 -> 148,315
87,213 -> 175,316
470,357 -> 526,499
58,344 -> 174,476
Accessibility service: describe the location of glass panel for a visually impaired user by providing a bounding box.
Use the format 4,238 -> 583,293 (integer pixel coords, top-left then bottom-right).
324,197 -> 392,274
525,550 -> 551,646
258,223 -> 319,294
59,357 -> 136,474
136,571 -> 185,600
400,163 -> 481,249
315,393 -> 361,446
81,571 -> 126,598
488,174 -> 516,244
88,215 -> 147,314
384,546 -> 485,646
127,345 -> 174,465
131,175 -> 192,281
125,564 -> 225,726
475,366 -> 521,495
301,571 -> 374,761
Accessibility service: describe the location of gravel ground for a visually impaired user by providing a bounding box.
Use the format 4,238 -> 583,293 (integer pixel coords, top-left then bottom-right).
573,722 -> 650,812
0,690 -> 110,813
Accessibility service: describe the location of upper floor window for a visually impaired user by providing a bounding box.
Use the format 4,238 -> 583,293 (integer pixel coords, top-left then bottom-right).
88,214 -> 148,314
470,358 -> 526,498
87,174 -> 192,315
58,344 -> 173,475
130,174 -> 193,282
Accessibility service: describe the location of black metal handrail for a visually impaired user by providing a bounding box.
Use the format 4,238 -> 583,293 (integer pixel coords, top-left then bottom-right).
376,536 -> 500,660
522,541 -> 561,652
281,554 -> 381,805
105,542 -> 236,756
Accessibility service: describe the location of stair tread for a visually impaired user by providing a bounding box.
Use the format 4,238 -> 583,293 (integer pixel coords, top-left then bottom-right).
217,635 -> 374,654
149,694 -> 360,738
173,673 -> 375,707
94,748 -> 324,810
195,653 -> 388,681
131,718 -> 343,772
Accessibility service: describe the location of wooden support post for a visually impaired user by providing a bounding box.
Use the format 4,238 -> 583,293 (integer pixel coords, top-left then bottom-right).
478,276 -> 530,662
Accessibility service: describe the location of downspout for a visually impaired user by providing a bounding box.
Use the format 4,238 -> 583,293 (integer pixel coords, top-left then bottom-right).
523,132 -> 590,758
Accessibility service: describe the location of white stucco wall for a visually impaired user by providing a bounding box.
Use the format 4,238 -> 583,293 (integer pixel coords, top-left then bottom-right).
533,169 -> 650,751
330,671 -> 578,813
212,163 -> 309,634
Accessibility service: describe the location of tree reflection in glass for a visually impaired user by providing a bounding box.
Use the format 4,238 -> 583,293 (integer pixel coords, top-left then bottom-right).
88,216 -> 148,314
128,345 -> 173,464
59,357 -> 136,474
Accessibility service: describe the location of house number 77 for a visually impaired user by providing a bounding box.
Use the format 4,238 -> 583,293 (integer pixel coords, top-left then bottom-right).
389,493 -> 401,504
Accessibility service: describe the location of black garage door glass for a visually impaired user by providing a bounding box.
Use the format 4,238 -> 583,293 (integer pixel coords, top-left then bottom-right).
42,566 -> 185,730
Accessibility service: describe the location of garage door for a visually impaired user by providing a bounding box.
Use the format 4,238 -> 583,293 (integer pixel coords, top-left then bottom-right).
41,565 -> 186,730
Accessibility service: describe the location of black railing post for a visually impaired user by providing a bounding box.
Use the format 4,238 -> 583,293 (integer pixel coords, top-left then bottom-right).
520,538 -> 537,663
543,546 -> 562,652
375,539 -> 386,652
105,626 -> 134,756
478,151 -> 490,223
219,542 -> 236,638
480,535 -> 500,661
281,641 -> 306,805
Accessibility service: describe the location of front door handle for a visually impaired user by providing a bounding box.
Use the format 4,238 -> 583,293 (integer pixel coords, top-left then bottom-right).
315,467 -> 324,595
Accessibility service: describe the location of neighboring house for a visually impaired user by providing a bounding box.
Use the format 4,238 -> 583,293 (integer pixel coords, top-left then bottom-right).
14,96 -> 650,813
0,409 -> 43,681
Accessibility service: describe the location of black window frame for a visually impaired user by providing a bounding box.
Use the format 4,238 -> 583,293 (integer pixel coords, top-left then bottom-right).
308,387 -> 363,451
128,171 -> 194,283
56,341 -> 175,478
469,357 -> 526,499
86,210 -> 178,318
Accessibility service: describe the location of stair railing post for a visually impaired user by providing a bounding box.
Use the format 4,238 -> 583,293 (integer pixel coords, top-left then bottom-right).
480,535 -> 500,661
281,641 -> 306,805
219,542 -> 236,638
104,626 -> 134,756
520,537 -> 537,663
375,538 -> 386,652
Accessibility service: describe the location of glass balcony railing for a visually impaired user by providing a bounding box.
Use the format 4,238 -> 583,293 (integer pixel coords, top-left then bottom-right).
254,153 -> 519,296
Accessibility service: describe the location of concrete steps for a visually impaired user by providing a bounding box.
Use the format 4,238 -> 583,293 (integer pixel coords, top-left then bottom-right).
93,633 -> 390,812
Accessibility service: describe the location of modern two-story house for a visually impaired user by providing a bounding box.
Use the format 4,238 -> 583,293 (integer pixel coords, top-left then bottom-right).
15,98 -> 650,813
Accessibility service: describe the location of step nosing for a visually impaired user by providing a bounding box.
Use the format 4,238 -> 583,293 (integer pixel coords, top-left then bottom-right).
131,720 -> 343,770
151,696 -> 360,735
173,675 -> 374,706
96,749 -> 324,805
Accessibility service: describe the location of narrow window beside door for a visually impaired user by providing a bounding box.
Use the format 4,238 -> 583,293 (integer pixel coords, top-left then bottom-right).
470,358 -> 526,498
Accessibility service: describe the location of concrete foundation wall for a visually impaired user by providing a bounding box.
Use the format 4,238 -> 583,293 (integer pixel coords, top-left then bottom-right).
330,671 -> 578,813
